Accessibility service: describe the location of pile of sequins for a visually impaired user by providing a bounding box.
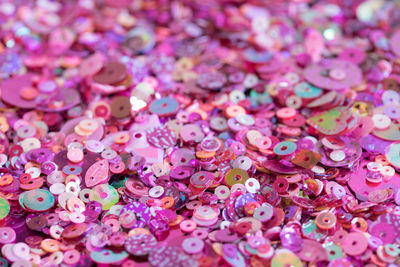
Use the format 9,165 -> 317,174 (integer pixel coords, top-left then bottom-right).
0,0 -> 399,266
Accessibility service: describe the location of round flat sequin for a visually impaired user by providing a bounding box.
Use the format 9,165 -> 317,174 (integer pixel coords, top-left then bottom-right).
224,168 -> 249,188
93,62 -> 127,85
22,189 -> 54,212
89,184 -> 119,210
342,232 -> 368,256
294,82 -> 322,98
273,141 -> 297,156
149,97 -> 179,116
